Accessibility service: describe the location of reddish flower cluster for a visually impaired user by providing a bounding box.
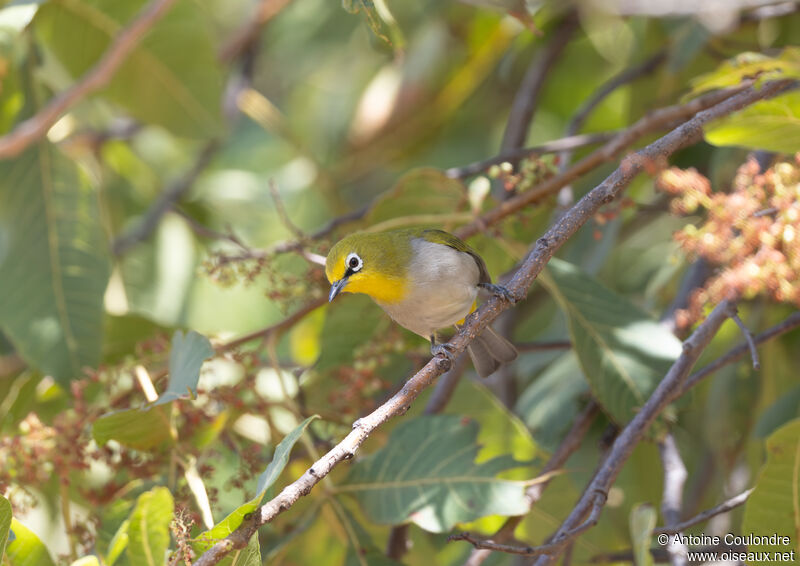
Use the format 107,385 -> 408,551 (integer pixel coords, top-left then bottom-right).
658,156 -> 800,327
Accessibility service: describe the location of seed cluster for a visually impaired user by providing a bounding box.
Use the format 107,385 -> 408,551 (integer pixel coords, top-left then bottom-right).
658,156 -> 800,327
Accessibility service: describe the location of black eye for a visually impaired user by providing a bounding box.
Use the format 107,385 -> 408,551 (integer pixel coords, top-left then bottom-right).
346,253 -> 363,272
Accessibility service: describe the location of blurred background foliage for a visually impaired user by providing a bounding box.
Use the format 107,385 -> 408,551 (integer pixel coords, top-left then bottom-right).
1,0 -> 800,564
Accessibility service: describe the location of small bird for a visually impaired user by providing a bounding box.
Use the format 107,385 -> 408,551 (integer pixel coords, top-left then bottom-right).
326,228 -> 518,377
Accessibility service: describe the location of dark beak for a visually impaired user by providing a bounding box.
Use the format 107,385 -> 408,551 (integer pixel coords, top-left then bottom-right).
329,278 -> 348,302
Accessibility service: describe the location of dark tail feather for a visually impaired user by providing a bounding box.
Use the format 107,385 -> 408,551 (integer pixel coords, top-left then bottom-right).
466,326 -> 518,378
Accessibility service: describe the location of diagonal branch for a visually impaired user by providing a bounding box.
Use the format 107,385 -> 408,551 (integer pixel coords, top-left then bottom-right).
456,300 -> 734,560
112,140 -> 220,256
193,79 -> 796,566
0,0 -> 179,159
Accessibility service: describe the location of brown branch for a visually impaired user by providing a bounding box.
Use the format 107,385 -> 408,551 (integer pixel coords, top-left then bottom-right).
456,81 -> 770,240
444,132 -> 616,179
658,434 -> 689,566
0,0 -> 179,159
654,488 -> 754,535
728,307 -> 761,370
488,300 -> 735,566
214,205 -> 369,266
194,79 -> 795,566
112,140 -> 220,256
216,296 -> 327,353
677,310 -> 800,399
219,0 -> 295,61
268,178 -> 306,239
499,10 -> 579,152
556,50 -> 666,207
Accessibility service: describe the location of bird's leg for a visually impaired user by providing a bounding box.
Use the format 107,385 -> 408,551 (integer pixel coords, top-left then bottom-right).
430,332 -> 456,367
479,282 -> 520,303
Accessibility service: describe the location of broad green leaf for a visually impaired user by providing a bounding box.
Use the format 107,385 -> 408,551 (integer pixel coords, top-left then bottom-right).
515,352 -> 589,452
5,519 -> 56,566
742,418 -> 800,563
339,505 -> 403,566
153,330 -> 213,406
0,494 -> 10,560
126,487 -> 173,566
629,504 -> 656,566
316,295 -> 387,372
71,557 -> 100,566
194,416 -> 318,555
35,0 -> 223,138
690,49 -> 800,95
365,168 -> 467,227
340,414 -> 529,532
106,519 -> 130,566
0,141 -> 110,385
93,404 -> 173,450
705,92 -> 800,153
540,258 -> 682,424
755,384 -> 800,438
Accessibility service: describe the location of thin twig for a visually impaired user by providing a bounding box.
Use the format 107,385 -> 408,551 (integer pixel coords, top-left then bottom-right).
0,0 -> 179,159
219,0 -> 294,61
112,140 -> 220,256
658,434 -> 689,566
556,50 -> 666,208
217,297 -> 326,353
456,81 -> 772,240
499,9 -> 579,152
654,488 -> 754,535
269,178 -> 306,239
194,80 -> 796,566
445,132 -> 616,179
728,307 -> 761,370
519,301 -> 735,566
454,490 -> 607,557
676,311 -> 800,399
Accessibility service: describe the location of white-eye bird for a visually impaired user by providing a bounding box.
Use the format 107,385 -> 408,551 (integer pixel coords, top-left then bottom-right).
325,228 -> 518,377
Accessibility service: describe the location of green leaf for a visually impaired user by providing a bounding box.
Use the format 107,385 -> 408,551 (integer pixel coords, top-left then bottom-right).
515,352 -> 589,451
4,519 -> 56,566
0,141 -> 110,385
742,418 -> 800,563
106,519 -> 130,566
126,487 -> 173,566
194,416 -> 318,555
92,404 -> 173,450
0,494 -> 11,561
755,385 -> 800,438
340,414 -> 529,532
365,168 -> 467,227
540,258 -> 682,424
35,0 -> 223,138
71,557 -> 101,566
705,91 -> 800,153
690,49 -> 800,96
629,504 -> 656,566
317,295 -> 387,372
153,330 -> 214,406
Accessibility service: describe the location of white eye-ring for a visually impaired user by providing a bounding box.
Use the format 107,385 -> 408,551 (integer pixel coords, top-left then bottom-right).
346,252 -> 363,272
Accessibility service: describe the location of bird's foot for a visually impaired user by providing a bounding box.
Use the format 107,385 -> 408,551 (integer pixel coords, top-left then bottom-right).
431,342 -> 457,367
479,282 -> 520,303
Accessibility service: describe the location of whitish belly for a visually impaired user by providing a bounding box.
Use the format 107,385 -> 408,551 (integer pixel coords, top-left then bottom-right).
378,283 -> 477,338
375,238 -> 481,338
